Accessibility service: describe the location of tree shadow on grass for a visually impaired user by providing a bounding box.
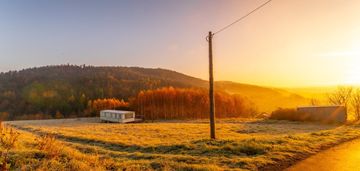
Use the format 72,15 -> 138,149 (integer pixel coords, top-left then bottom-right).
57,134 -> 273,158
14,124 -> 272,158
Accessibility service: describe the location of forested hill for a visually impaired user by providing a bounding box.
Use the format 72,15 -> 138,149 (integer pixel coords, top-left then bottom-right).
0,65 -> 308,119
0,65 -> 207,118
0,65 -> 208,98
215,81 -> 309,112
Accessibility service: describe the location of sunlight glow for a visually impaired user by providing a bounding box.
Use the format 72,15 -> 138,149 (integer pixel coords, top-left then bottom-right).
315,49 -> 360,86
345,64 -> 360,85
344,50 -> 360,85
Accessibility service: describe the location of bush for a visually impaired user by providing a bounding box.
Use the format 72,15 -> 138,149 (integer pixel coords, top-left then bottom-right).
0,121 -> 20,170
35,133 -> 63,159
269,108 -> 306,121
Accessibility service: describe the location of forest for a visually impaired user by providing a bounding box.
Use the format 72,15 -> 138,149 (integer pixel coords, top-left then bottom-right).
130,87 -> 257,120
0,65 -> 257,120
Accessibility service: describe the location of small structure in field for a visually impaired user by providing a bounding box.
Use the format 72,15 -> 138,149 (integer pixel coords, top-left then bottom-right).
100,110 -> 136,123
297,105 -> 347,123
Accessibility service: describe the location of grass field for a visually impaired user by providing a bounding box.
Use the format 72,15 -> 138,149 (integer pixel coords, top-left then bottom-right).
3,118 -> 360,170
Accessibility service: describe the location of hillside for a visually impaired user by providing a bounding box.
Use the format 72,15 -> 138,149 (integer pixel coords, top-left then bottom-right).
285,86 -> 350,103
0,65 -> 307,119
215,81 -> 309,112
0,65 -> 208,118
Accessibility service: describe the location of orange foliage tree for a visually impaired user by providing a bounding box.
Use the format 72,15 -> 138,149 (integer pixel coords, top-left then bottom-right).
130,87 -> 257,120
87,98 -> 129,115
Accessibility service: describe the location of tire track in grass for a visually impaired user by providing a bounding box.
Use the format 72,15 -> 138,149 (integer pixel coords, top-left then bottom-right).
10,124 -> 228,170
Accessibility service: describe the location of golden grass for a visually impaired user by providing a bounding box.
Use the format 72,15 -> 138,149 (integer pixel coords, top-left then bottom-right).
4,118 -> 360,170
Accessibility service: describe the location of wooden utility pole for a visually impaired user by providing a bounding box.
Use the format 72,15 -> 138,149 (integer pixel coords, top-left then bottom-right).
208,31 -> 216,139
204,0 -> 271,140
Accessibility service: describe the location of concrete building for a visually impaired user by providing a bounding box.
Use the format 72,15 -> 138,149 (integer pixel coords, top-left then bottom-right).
297,105 -> 347,123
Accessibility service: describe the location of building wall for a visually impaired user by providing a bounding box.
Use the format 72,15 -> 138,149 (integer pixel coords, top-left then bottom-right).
297,106 -> 347,123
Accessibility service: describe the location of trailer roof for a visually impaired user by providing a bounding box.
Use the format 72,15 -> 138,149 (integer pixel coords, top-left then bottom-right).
100,110 -> 134,114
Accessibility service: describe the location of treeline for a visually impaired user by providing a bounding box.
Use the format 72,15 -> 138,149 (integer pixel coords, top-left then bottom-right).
269,86 -> 360,122
0,87 -> 258,120
0,65 -> 259,120
130,87 -> 257,120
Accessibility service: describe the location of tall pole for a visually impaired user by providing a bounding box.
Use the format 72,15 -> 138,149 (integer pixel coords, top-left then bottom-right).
208,31 -> 216,139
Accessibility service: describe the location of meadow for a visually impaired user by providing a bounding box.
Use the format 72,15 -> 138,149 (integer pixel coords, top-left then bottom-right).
3,118 -> 360,170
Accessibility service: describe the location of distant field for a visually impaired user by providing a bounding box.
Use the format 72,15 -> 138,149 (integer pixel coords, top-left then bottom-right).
4,118 -> 360,170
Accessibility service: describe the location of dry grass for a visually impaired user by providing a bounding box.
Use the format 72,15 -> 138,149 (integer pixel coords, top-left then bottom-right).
0,121 -> 20,170
4,118 -> 360,170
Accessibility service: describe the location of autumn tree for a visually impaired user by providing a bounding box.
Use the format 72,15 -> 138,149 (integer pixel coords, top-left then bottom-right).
351,89 -> 360,121
328,86 -> 353,108
130,87 -> 257,120
0,112 -> 9,121
87,98 -> 129,115
309,98 -> 320,106
55,111 -> 64,119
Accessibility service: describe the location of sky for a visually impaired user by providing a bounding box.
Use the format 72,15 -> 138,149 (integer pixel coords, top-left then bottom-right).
1,0 -> 360,87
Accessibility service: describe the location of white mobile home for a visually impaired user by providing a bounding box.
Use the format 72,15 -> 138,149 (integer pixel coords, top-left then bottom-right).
100,110 -> 136,123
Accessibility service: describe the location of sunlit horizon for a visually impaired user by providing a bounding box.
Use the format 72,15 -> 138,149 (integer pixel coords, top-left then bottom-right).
1,0 -> 360,87
2,1 -> 360,170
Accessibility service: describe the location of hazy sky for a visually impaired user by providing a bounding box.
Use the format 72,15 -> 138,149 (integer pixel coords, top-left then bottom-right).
1,0 -> 360,87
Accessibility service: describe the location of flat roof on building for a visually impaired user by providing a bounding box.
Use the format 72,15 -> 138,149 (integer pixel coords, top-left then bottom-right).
297,105 -> 345,108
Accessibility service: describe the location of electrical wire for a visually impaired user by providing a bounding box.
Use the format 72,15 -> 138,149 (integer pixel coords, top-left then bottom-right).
213,0 -> 273,36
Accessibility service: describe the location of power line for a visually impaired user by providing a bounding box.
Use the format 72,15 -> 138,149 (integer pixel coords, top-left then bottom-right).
213,0 -> 273,36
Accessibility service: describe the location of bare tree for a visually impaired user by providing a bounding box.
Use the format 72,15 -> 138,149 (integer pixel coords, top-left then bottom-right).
351,89 -> 360,121
328,86 -> 353,108
309,98 -> 320,106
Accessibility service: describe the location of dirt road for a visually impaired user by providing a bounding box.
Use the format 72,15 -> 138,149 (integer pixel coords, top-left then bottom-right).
286,138 -> 360,171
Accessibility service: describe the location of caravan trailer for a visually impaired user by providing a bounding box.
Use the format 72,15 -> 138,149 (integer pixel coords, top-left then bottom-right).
100,110 -> 136,123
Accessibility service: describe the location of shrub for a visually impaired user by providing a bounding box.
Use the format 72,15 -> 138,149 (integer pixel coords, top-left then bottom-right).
269,108 -> 306,121
35,133 -> 63,159
0,121 -> 20,170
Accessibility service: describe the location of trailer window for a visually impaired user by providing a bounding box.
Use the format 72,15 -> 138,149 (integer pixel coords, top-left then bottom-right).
124,113 -> 133,119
